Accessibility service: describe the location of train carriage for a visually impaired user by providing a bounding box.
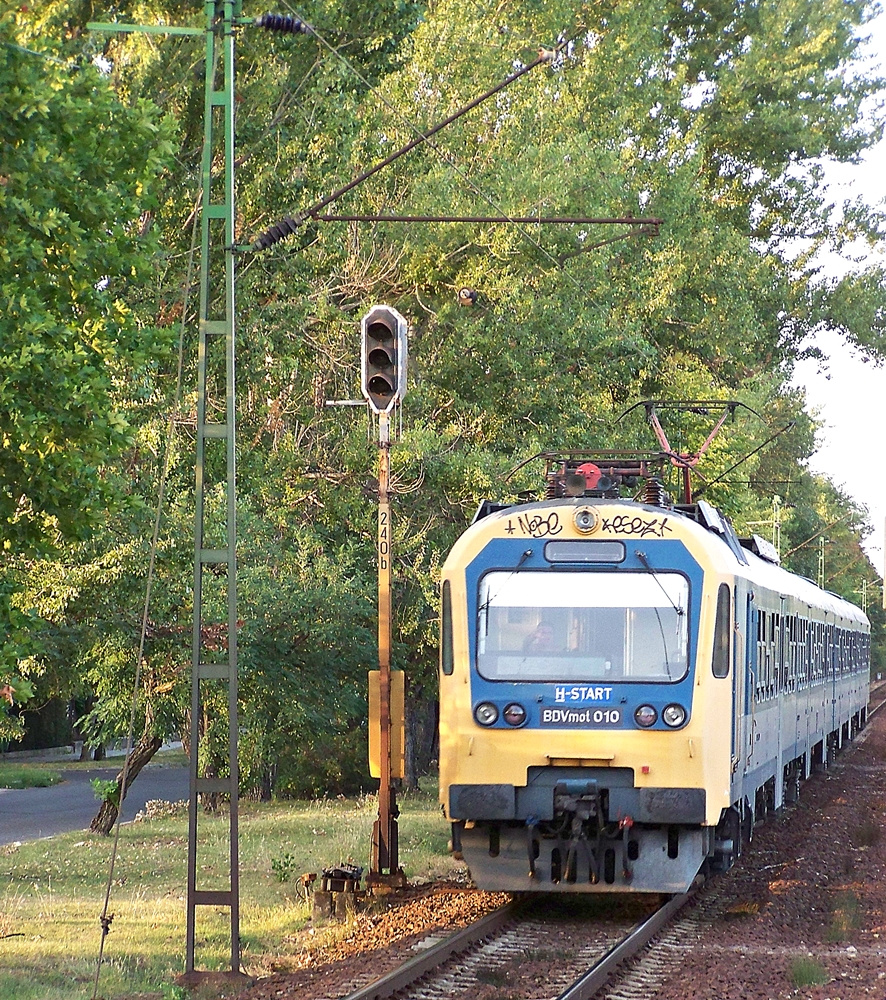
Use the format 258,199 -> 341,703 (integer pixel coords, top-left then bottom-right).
438,458 -> 870,894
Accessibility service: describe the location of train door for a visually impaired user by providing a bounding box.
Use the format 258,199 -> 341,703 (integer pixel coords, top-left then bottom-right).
731,579 -> 746,791
745,593 -> 758,769
773,596 -> 787,807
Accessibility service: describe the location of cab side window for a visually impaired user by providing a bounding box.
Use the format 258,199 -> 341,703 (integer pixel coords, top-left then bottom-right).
441,580 -> 454,675
713,583 -> 731,678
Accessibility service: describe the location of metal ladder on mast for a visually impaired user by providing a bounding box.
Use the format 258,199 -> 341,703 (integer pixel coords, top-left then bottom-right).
186,0 -> 240,975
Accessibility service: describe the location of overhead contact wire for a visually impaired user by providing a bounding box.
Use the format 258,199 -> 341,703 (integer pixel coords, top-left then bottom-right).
252,10 -> 553,245
258,5 -> 592,284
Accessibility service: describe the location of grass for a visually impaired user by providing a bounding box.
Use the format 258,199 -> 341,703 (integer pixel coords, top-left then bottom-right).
789,955 -> 829,988
0,778 -> 458,999
0,750 -> 189,790
826,889 -> 863,942
0,765 -> 62,789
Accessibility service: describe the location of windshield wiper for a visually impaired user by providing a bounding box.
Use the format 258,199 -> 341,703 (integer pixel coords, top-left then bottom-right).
477,548 -> 534,615
634,550 -> 685,617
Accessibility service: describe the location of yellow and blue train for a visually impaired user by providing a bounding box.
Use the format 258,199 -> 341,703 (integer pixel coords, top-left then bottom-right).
438,454 -> 870,893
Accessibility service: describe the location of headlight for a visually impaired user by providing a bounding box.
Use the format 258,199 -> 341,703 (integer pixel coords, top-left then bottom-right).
474,702 -> 499,726
662,703 -> 687,728
573,505 -> 598,533
634,704 -> 658,728
502,703 -> 527,727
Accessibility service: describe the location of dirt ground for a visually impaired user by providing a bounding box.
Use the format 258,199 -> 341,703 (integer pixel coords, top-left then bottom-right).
227,705 -> 886,1000
645,707 -> 886,1000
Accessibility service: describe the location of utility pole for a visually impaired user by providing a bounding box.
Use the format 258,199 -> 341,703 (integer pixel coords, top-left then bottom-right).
772,495 -> 782,555
88,3 -> 245,982
185,1 -> 241,979
374,410 -> 399,879
746,495 -> 785,559
89,6 -> 315,978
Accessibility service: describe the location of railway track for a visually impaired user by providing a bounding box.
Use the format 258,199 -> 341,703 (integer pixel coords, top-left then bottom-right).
868,679 -> 886,717
341,890 -> 694,1000
339,688 -> 885,1000
592,684 -> 886,1000
329,687 -> 886,1000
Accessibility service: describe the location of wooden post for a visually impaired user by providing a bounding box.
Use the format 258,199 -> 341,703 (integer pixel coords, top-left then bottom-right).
370,413 -> 402,881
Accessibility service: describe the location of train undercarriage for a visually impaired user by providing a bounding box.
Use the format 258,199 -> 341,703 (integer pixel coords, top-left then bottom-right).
449,766 -> 716,893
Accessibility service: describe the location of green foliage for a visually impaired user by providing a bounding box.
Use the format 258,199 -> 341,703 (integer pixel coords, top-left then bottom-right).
0,13 -> 176,554
269,851 -> 299,883
3,0 -> 884,784
790,955 -> 830,987
161,987 -> 190,1000
89,777 -> 120,807
827,889 -> 863,941
0,9 -> 176,733
235,511 -> 379,797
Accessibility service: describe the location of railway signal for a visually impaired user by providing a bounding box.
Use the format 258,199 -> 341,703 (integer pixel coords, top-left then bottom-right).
361,306 -> 407,414
362,305 -> 408,887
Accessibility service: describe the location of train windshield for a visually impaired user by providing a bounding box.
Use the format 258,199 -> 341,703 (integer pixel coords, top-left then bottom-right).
476,571 -> 689,682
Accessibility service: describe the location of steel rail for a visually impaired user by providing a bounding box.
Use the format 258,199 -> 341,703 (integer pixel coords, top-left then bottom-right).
554,889 -> 695,1000
867,683 -> 886,719
342,899 -> 523,1000
343,889 -> 695,1000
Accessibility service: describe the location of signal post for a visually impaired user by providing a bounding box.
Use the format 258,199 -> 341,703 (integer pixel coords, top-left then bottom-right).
362,306 -> 408,886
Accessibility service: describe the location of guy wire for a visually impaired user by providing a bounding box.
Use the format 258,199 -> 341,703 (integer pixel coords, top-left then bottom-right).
90,189 -> 201,1000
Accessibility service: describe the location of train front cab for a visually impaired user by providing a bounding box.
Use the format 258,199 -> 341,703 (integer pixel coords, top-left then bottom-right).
438,500 -> 739,894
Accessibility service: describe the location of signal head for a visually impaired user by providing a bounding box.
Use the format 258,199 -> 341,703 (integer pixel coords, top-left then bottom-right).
361,305 -> 408,414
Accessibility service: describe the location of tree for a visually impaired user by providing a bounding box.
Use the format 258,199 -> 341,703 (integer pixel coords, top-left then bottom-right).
8,0 -> 884,792
0,12 -> 174,739
0,13 -> 174,553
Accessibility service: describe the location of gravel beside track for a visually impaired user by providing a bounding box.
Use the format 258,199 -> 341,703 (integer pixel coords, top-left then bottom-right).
236,700 -> 886,1000
634,701 -> 886,1000
234,884 -> 510,1000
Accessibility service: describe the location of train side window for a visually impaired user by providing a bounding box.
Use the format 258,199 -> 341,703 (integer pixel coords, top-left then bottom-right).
754,611 -> 768,701
800,618 -> 809,686
712,583 -> 731,678
441,580 -> 454,675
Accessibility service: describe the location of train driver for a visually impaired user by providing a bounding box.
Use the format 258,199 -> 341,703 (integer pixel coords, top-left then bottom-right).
523,621 -> 560,653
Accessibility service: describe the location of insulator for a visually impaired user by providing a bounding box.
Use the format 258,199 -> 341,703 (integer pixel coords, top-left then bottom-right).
545,473 -> 562,499
642,477 -> 668,507
255,13 -> 310,35
252,215 -> 302,251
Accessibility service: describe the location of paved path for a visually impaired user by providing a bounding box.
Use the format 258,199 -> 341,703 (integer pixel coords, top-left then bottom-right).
0,762 -> 189,844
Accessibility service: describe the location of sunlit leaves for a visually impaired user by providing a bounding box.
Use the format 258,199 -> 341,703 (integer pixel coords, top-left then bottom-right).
0,14 -> 175,554
4,0 -> 885,769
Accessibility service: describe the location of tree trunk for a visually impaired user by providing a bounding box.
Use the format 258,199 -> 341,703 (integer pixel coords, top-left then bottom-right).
404,692 -> 438,790
89,733 -> 163,835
